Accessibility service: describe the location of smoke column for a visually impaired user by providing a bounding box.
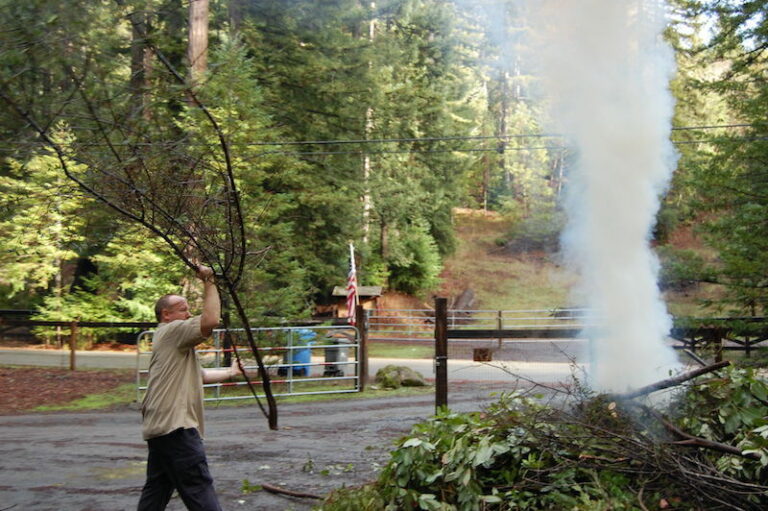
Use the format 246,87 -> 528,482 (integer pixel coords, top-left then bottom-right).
530,0 -> 680,391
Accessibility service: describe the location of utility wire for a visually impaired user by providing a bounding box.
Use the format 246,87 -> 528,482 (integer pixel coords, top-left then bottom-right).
0,122 -> 759,148
0,124 -> 763,156
243,136 -> 768,157
246,123 -> 763,147
2,137 -> 764,157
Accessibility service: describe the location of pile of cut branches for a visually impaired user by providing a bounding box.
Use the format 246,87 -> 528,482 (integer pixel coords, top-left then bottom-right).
321,362 -> 768,510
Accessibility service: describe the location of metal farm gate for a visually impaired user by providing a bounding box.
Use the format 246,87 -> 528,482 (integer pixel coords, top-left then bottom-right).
136,324 -> 361,403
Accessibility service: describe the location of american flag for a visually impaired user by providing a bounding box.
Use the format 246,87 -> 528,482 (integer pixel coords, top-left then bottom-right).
346,243 -> 358,325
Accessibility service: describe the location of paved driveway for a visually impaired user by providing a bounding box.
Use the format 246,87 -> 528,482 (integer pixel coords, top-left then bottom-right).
0,341 -> 586,383
0,382 -> 516,511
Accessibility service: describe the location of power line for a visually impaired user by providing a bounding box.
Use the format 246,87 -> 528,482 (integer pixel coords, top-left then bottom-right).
246,136 -> 768,157
3,137 -> 764,158
0,123 -> 762,156
1,132 -> 557,149
249,123 -> 762,147
671,123 -> 757,132
258,145 -> 563,157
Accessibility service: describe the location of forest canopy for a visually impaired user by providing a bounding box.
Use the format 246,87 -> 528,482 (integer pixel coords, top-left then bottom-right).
0,0 -> 766,325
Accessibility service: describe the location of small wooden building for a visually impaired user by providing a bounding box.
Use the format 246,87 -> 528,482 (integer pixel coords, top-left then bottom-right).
329,285 -> 382,319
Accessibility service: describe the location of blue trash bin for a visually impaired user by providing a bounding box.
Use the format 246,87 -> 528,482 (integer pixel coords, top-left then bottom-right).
279,329 -> 316,376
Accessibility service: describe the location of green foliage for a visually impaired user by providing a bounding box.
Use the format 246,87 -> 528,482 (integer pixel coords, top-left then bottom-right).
656,245 -> 709,292
385,221 -> 442,295
672,366 -> 768,480
664,0 -> 731,231
0,153 -> 86,301
668,0 -> 768,315
503,205 -> 565,254
37,228 -> 185,316
33,381 -> 135,412
322,368 -> 768,510
5,0 -> 765,319
229,0 -> 480,298
191,38 -> 313,318
240,479 -> 263,494
652,205 -> 680,245
0,0 -> 569,312
29,227 -> 187,344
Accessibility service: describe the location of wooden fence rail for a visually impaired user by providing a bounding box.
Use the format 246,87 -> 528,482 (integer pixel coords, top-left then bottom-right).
0,316 -> 155,371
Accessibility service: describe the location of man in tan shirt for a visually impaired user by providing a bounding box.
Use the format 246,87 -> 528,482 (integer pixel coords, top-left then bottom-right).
138,265 -> 239,511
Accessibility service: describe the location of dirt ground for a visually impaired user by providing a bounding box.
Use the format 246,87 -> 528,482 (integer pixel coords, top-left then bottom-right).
0,365 -> 507,511
0,366 -> 135,414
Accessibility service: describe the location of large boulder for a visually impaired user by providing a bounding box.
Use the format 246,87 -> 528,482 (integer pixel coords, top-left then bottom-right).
375,365 -> 427,389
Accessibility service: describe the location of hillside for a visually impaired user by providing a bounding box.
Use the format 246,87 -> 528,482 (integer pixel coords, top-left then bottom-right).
382,208 -> 720,316
436,208 -> 574,311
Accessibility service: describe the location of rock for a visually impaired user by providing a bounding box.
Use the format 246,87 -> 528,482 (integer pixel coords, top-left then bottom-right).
374,365 -> 427,389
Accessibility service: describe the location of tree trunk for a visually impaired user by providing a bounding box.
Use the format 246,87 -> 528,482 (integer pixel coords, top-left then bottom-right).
361,2 -> 376,243
128,9 -> 151,118
228,0 -> 244,31
497,71 -> 509,192
187,0 -> 209,85
379,220 -> 388,259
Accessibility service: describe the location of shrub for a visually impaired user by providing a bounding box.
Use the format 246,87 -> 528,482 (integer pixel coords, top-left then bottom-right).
386,222 -> 442,295
656,245 -> 708,292
320,366 -> 768,510
504,207 -> 565,254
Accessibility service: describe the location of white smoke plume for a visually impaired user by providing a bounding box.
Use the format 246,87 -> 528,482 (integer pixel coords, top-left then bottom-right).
530,0 -> 680,391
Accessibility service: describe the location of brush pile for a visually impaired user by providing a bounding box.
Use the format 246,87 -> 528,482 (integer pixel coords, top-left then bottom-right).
321,362 -> 768,510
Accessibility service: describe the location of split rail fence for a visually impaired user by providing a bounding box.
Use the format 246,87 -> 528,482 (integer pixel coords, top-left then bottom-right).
427,298 -> 768,410
368,306 -> 768,356
368,306 -> 588,341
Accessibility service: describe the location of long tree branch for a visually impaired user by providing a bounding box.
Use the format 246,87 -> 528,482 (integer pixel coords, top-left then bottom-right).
223,277 -> 278,429
261,483 -> 322,500
643,406 -> 760,461
0,85 -> 201,274
617,361 -> 731,400
123,17 -> 247,285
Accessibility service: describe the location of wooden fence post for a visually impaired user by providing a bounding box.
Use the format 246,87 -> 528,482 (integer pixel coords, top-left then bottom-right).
356,304 -> 368,392
709,328 -> 725,363
497,310 -> 503,349
69,320 -> 78,371
435,297 -> 448,411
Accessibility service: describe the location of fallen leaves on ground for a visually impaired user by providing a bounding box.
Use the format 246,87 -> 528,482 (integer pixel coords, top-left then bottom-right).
0,367 -> 134,414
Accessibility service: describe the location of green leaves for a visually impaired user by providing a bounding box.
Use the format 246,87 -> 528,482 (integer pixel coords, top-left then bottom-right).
324,369 -> 768,510
0,152 -> 88,301
674,365 -> 768,480
668,0 -> 768,315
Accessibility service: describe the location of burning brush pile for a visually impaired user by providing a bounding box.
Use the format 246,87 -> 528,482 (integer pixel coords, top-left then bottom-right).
322,361 -> 768,510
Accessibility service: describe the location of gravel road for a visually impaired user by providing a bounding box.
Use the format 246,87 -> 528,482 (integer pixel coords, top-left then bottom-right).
0,382 -> 510,511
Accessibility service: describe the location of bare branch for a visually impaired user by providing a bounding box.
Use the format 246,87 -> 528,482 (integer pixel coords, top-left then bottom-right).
617,361 -> 731,400
261,483 -> 322,500
643,405 -> 760,461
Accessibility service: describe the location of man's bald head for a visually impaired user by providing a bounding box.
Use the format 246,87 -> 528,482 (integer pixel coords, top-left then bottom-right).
155,294 -> 186,322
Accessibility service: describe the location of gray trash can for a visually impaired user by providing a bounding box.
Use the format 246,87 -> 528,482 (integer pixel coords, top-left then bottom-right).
324,337 -> 351,377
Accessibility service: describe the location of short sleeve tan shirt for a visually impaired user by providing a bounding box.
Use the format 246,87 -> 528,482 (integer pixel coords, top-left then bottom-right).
141,316 -> 206,440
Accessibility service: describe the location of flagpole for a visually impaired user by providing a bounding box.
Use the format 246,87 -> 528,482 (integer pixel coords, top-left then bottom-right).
346,242 -> 358,325
349,242 -> 358,309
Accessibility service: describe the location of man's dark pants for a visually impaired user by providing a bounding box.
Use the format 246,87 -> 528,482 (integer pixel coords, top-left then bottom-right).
137,428 -> 222,511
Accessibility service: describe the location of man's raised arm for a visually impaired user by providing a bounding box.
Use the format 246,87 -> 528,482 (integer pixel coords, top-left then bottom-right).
197,265 -> 220,338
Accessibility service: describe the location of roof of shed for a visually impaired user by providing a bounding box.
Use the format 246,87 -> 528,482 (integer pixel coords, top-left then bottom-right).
332,285 -> 383,297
